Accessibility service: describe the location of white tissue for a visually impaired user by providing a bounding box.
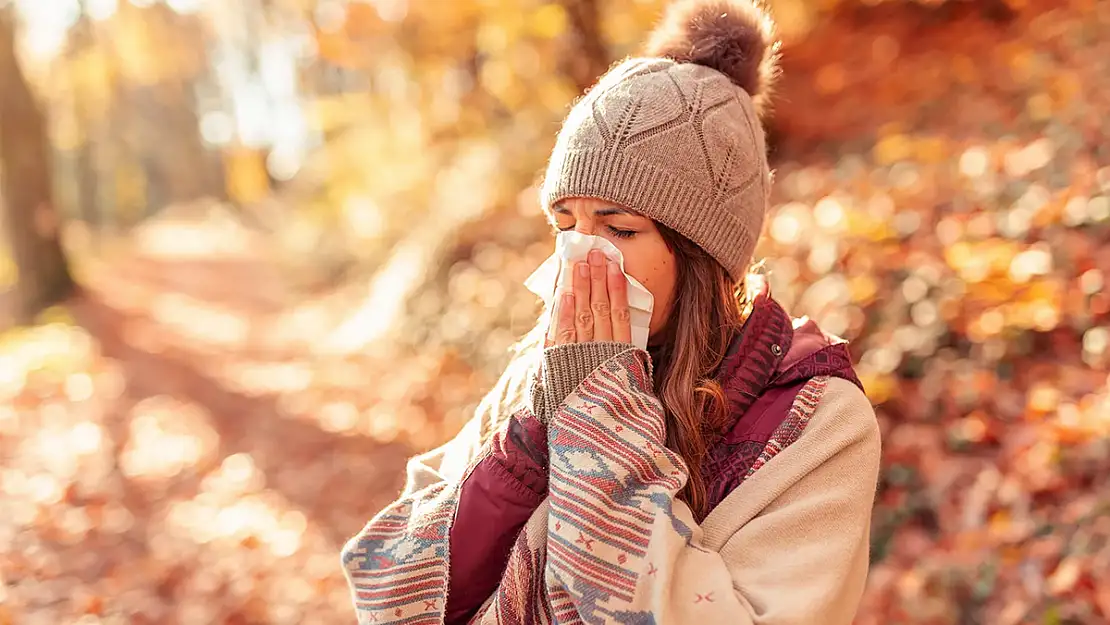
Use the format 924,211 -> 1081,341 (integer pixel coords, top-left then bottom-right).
524,231 -> 655,350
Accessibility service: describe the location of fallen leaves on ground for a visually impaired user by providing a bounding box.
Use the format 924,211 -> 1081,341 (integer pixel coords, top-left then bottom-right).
3,0 -> 1110,624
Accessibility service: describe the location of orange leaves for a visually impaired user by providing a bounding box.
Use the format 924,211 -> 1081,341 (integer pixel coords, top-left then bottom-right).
2,0 -> 1108,623
313,2 -> 389,68
529,3 -> 569,39
755,0 -> 1110,622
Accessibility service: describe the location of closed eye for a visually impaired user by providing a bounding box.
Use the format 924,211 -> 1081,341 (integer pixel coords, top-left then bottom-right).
555,224 -> 637,239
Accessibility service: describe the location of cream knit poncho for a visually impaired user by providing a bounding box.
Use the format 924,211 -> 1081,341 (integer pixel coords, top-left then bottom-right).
342,342 -> 881,624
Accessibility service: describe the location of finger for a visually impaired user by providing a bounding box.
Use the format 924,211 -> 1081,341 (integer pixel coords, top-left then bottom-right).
588,251 -> 612,342
555,293 -> 576,345
573,261 -> 593,342
607,261 -> 632,344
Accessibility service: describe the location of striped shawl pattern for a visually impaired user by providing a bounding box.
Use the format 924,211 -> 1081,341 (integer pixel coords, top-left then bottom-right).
341,347 -> 830,624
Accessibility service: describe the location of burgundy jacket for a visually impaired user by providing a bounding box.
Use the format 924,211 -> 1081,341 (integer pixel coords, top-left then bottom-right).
444,291 -> 861,623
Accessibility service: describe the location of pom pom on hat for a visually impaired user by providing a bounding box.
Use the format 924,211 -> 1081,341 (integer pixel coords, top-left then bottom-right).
643,0 -> 779,112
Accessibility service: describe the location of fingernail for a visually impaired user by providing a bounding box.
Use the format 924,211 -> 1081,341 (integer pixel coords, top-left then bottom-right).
607,261 -> 620,275
588,250 -> 603,266
577,262 -> 589,277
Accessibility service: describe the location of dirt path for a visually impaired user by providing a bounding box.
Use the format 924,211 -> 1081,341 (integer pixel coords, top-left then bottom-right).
2,239 -> 423,624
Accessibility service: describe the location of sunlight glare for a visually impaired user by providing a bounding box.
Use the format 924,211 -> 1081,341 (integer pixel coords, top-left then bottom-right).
70,421 -> 104,454
165,0 -> 203,14
322,243 -> 425,353
266,146 -> 303,181
1004,138 -> 1054,177
958,146 -> 990,178
1083,327 -> 1108,361
814,196 -> 845,229
343,195 -> 385,240
222,361 -> 313,396
372,0 -> 408,22
168,490 -> 307,559
221,453 -> 257,487
150,293 -> 250,349
200,111 -> 236,147
770,203 -> 806,244
120,397 -> 216,481
134,220 -> 254,259
27,472 -> 63,505
85,0 -> 118,20
14,0 -> 80,61
0,355 -> 28,402
232,82 -> 274,148
1009,247 -> 1053,283
320,402 -> 359,433
1080,269 -> 1103,295
64,373 -> 95,402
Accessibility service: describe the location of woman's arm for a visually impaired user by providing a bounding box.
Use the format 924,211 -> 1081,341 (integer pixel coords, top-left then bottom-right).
540,343 -> 880,625
342,407 -> 549,624
444,410 -> 548,623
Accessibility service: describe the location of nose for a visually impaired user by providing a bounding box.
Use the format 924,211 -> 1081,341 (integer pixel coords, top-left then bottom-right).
572,214 -> 597,236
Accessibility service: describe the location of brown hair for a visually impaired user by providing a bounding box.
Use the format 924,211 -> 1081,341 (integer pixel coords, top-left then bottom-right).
647,223 -> 749,519
477,222 -> 752,520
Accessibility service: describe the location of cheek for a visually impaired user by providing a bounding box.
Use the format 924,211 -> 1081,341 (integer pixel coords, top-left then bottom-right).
620,242 -> 677,319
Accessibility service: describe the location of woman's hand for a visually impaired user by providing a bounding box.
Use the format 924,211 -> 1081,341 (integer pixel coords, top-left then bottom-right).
546,249 -> 633,346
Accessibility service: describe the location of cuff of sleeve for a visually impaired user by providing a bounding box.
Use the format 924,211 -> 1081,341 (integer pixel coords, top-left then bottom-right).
527,366 -> 546,425
538,342 -> 638,421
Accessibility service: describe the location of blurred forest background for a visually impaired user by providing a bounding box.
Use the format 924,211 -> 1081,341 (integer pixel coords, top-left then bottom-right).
0,0 -> 1108,623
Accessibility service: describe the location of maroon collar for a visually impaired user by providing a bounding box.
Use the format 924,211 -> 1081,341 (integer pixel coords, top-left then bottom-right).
703,281 -> 795,449
696,280 -> 863,517
711,280 -> 863,440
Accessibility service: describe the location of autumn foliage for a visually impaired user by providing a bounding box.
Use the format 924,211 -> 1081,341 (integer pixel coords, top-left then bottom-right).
1,0 -> 1109,624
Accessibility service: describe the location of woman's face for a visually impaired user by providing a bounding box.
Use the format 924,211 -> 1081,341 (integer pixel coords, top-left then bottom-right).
551,197 -> 677,338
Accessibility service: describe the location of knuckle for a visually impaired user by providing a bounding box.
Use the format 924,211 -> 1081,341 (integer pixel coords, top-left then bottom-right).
558,329 -> 576,342
613,307 -> 631,322
576,311 -> 593,327
591,301 -> 611,317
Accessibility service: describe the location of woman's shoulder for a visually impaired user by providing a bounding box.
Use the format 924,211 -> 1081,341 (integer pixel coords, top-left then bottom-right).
702,375 -> 880,543
797,375 -> 881,463
741,375 -> 878,480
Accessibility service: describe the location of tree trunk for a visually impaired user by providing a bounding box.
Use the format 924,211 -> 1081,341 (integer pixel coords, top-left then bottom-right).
0,9 -> 76,323
71,7 -> 101,226
556,0 -> 608,93
130,5 -> 221,218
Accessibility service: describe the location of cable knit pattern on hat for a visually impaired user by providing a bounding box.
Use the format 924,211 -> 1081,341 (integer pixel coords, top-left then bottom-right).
541,59 -> 769,281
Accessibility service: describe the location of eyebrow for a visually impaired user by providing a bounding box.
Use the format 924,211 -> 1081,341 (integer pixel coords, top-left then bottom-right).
552,203 -> 640,217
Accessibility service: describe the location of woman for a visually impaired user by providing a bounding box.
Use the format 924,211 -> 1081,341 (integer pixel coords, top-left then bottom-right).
342,1 -> 881,623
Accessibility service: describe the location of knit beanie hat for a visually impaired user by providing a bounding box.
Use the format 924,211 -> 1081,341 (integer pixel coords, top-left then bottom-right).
540,0 -> 779,282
